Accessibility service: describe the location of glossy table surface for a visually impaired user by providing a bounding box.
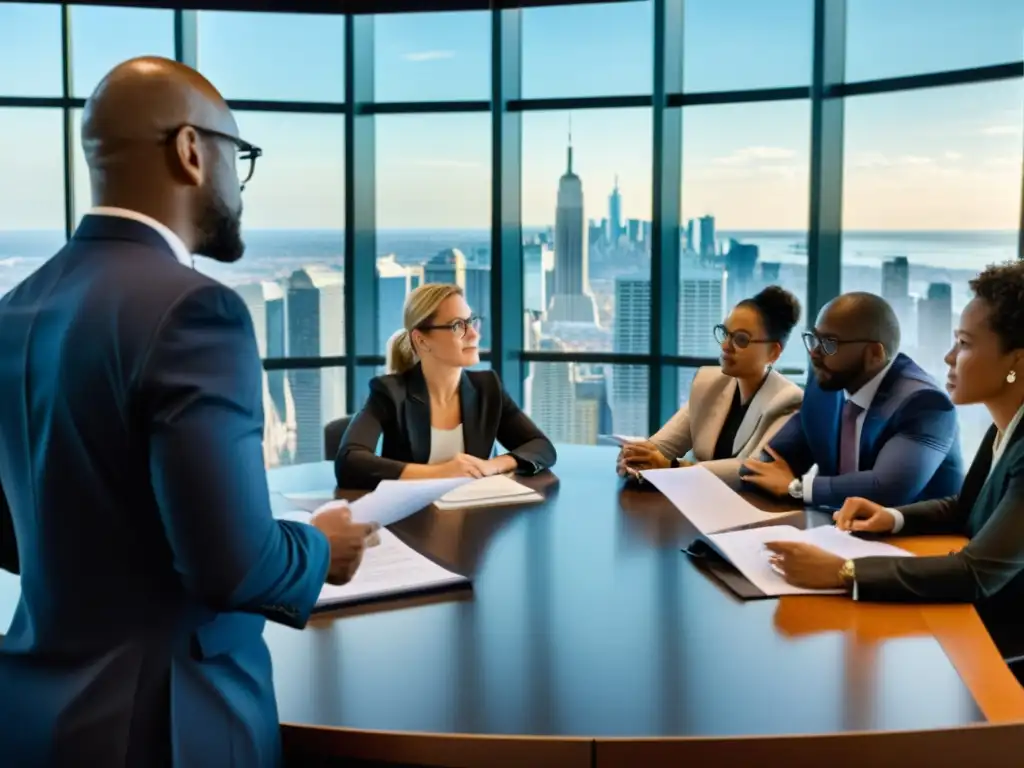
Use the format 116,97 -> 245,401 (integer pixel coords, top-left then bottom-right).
262,445 -> 1024,752
2,444 -> 1022,766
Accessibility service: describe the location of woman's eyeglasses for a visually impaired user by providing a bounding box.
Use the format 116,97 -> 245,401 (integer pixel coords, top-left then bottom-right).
419,316 -> 483,339
714,324 -> 774,350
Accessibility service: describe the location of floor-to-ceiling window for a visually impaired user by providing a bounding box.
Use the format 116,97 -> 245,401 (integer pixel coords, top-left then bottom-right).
1,0 -> 1020,464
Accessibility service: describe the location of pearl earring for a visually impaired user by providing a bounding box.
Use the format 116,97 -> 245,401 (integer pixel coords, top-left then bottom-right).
1008,370 -> 1017,384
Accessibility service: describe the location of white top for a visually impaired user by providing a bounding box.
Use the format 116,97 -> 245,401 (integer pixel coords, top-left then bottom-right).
428,425 -> 465,464
803,359 -> 896,504
88,206 -> 194,268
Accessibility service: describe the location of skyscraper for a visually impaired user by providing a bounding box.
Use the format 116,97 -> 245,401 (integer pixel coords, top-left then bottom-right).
918,282 -> 953,377
699,215 -> 716,259
608,174 -> 622,242
287,266 -> 345,464
611,268 -> 725,435
424,248 -> 490,347
547,129 -> 599,325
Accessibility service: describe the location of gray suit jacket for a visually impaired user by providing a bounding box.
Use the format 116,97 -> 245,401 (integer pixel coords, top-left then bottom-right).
649,366 -> 803,488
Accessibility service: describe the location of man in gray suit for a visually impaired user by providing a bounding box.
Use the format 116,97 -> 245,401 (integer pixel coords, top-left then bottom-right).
0,57 -> 375,766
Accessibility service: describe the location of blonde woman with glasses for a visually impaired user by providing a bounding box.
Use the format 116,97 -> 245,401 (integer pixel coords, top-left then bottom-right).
335,283 -> 557,489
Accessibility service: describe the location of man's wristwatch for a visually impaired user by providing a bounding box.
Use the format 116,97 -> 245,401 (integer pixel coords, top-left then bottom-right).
838,559 -> 856,589
787,478 -> 803,499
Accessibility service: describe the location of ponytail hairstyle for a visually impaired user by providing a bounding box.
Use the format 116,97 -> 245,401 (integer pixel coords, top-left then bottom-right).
386,282 -> 464,375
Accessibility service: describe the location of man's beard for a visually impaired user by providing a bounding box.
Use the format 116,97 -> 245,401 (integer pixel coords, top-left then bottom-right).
813,360 -> 860,392
194,188 -> 244,264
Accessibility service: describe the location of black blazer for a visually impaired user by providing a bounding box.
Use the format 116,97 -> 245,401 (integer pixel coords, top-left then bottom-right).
335,364 -> 557,489
855,412 -> 1024,608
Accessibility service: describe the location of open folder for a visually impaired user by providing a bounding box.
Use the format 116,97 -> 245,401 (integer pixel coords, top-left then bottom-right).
316,528 -> 469,610
640,465 -> 802,535
684,524 -> 914,599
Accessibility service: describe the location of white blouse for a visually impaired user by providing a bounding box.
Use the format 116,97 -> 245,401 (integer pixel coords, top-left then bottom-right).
428,425 -> 465,464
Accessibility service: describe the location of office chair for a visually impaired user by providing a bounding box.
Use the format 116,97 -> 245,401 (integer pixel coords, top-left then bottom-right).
323,416 -> 352,461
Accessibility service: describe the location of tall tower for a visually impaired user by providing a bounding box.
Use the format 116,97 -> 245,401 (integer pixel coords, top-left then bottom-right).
553,126 -> 585,296
547,121 -> 599,325
608,174 -> 622,242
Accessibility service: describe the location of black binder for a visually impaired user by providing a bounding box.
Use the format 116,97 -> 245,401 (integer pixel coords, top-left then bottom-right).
682,536 -> 773,600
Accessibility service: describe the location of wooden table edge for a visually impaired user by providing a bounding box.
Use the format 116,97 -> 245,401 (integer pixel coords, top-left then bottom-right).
281,720 -> 1024,767
280,724 -> 593,767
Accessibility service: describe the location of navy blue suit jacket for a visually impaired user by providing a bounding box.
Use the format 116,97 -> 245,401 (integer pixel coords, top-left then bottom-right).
0,215 -> 329,767
761,353 -> 964,508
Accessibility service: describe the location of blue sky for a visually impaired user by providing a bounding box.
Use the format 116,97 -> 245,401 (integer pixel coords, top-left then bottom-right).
1,0 -> 1022,232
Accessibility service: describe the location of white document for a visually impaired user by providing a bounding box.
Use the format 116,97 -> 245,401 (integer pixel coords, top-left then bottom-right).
706,524 -> 915,596
598,434 -> 647,447
433,474 -> 543,510
348,477 -> 474,527
641,465 -> 802,535
316,528 -> 469,609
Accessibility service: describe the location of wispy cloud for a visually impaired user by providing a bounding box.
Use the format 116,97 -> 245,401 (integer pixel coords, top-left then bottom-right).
944,151 -> 963,161
402,50 -> 456,62
852,152 -> 937,168
713,146 -> 796,165
412,158 -> 482,170
981,124 -> 1021,136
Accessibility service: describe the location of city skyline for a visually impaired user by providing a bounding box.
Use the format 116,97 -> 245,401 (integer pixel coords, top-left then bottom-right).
1,2 -> 1022,231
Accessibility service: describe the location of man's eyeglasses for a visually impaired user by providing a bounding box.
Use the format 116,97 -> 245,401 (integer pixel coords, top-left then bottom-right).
419,316 -> 483,339
801,331 -> 878,357
713,324 -> 774,350
165,124 -> 263,190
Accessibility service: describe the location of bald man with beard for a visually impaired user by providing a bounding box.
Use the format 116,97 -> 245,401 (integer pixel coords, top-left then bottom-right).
0,57 -> 375,767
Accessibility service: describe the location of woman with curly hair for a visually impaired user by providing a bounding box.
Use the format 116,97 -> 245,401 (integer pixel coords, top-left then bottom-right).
764,261 -> 1024,628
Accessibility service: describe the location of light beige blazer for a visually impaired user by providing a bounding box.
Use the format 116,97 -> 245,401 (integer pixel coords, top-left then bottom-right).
649,366 -> 803,489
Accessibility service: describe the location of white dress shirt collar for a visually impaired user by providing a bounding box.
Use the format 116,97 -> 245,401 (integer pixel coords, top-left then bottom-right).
88,206 -> 193,268
845,357 -> 896,411
992,403 -> 1024,472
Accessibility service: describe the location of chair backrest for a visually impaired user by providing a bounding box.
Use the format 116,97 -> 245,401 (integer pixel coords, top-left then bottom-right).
323,416 -> 352,460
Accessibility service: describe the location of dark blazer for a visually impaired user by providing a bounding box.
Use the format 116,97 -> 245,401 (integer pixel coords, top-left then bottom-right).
855,415 -> 1024,610
335,364 -> 556,489
762,353 -> 964,507
0,214 -> 329,767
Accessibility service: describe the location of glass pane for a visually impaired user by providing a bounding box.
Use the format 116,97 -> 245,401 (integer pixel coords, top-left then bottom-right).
376,113 -> 491,351
522,108 -> 652,354
524,361 -> 627,445
846,0 -> 1024,83
681,100 -> 810,374
675,366 -> 701,424
522,1 -> 653,98
374,11 -> 489,102
194,112 -> 345,290
197,11 -> 345,102
70,5 -> 174,99
255,366 -> 346,468
0,3 -> 62,97
683,0 -> 812,92
841,80 -> 1023,457
0,108 -> 65,297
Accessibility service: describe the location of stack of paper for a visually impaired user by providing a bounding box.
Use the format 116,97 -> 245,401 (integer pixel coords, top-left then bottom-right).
433,474 -> 543,510
702,524 -> 914,596
316,528 -> 469,609
641,465 -> 802,534
598,434 -> 647,447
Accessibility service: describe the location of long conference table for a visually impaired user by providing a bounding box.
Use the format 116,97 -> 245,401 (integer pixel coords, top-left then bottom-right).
0,444 -> 1023,766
